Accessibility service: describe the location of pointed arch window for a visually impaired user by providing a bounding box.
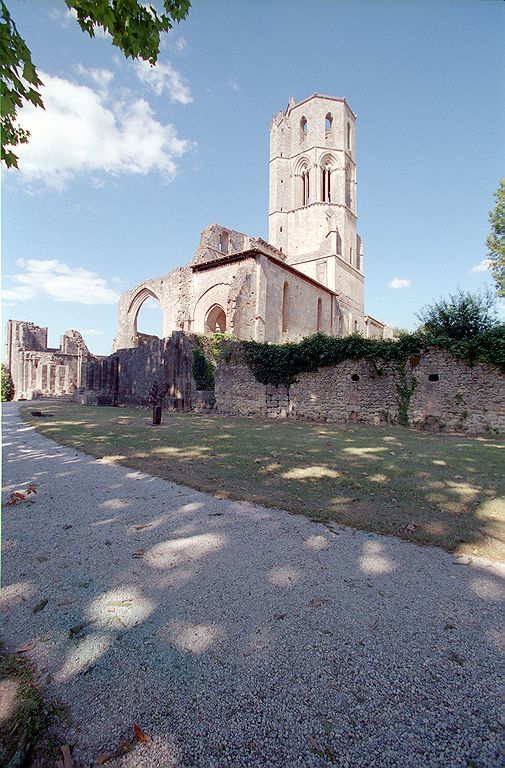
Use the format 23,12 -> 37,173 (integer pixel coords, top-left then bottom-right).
317,298 -> 322,332
345,164 -> 352,208
301,166 -> 310,206
282,281 -> 289,332
325,113 -> 333,138
300,116 -> 308,142
322,163 -> 332,203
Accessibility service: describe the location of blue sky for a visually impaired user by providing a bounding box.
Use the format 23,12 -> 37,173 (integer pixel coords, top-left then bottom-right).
2,0 -> 504,355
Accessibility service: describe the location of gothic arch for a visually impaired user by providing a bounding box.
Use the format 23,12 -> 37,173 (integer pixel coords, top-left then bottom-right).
294,156 -> 311,207
127,286 -> 164,338
192,283 -> 230,334
205,304 -> 227,333
319,154 -> 337,203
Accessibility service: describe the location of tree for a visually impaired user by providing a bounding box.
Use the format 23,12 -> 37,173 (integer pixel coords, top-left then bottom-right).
486,179 -> 505,297
417,289 -> 499,341
0,0 -> 191,168
1,364 -> 14,401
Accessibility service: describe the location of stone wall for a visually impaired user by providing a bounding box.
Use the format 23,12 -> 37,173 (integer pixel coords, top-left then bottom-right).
84,331 -> 204,410
4,320 -> 93,400
215,346 -> 505,433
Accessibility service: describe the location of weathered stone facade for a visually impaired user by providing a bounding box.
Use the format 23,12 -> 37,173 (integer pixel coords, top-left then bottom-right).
215,347 -> 505,434
80,331 -> 210,410
4,320 -> 96,401
113,94 -> 390,353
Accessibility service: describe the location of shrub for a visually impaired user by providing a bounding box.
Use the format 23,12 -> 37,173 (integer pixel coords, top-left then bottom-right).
1,364 -> 14,401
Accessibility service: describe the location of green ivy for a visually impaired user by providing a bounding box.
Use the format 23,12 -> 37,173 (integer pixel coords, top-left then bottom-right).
232,327 -> 504,388
192,346 -> 215,390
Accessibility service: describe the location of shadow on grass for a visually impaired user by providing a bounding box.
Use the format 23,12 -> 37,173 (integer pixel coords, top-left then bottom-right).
2,400 -> 504,765
19,403 -> 505,560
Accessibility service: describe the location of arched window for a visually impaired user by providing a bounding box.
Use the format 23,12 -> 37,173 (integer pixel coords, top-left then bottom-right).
345,164 -> 352,208
350,246 -> 353,265
356,235 -> 362,271
325,113 -> 332,138
322,163 -> 332,203
300,116 -> 307,141
282,282 -> 289,333
347,121 -> 351,150
205,305 -> 226,334
301,166 -> 310,206
336,229 -> 342,255
317,298 -> 322,332
219,231 -> 229,254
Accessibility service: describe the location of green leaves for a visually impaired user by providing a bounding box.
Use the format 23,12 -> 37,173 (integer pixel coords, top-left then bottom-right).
486,179 -> 505,297
239,324 -> 505,388
67,0 -> 191,64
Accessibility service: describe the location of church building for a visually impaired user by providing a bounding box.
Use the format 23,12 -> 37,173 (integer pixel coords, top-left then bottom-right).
113,93 -> 388,351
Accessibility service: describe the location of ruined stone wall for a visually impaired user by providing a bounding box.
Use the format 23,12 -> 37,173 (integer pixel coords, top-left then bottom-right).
215,347 -> 505,433
5,320 -> 93,400
85,331 -> 199,410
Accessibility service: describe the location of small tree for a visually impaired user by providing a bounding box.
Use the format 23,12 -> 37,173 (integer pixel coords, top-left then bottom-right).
417,289 -> 499,341
1,364 -> 14,401
486,179 -> 505,297
147,378 -> 168,425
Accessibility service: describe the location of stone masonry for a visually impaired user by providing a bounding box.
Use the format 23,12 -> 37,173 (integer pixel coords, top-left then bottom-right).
215,346 -> 505,434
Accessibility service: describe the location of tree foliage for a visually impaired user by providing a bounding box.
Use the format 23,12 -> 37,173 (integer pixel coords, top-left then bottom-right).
416,289 -> 499,341
1,364 -> 14,401
0,0 -> 191,168
486,179 -> 505,297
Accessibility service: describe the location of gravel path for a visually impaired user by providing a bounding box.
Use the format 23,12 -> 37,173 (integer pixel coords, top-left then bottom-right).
1,402 -> 504,767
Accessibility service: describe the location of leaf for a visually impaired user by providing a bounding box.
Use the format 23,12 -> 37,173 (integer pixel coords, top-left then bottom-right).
133,723 -> 152,744
132,549 -> 145,558
69,623 -> 86,638
403,523 -> 417,532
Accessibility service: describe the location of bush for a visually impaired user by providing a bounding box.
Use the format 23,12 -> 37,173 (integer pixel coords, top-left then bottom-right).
1,364 -> 14,401
192,347 -> 215,390
417,289 -> 499,341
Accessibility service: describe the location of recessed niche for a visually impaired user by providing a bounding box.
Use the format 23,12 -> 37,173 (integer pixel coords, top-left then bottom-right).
428,374 -> 439,382
351,373 -> 360,382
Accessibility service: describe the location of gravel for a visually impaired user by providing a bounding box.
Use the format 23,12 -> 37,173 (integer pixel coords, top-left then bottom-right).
1,401 -> 504,767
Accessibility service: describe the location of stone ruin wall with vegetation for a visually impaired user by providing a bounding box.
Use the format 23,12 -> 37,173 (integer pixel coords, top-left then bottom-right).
215,345 -> 505,434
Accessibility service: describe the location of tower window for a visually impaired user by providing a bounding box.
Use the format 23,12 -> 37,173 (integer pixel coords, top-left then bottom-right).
322,165 -> 331,203
347,121 -> 351,150
301,167 -> 310,206
350,246 -> 353,265
325,113 -> 333,138
316,298 -> 322,332
300,116 -> 308,141
345,164 -> 352,208
282,281 -> 289,332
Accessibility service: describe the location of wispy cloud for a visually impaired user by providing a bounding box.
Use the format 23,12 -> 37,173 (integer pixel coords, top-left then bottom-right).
77,328 -> 104,336
389,278 -> 412,289
10,71 -> 192,188
470,259 -> 492,273
2,259 -> 119,305
133,59 -> 192,103
229,79 -> 240,92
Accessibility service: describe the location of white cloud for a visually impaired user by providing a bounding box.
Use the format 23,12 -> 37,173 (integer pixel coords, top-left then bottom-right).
2,259 -> 119,305
471,259 -> 492,273
389,278 -> 412,289
229,79 -> 240,92
133,59 -> 192,103
76,65 -> 115,93
174,37 -> 187,54
10,71 -> 192,188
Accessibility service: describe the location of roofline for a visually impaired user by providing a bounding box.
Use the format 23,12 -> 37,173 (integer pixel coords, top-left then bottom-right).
286,93 -> 357,120
192,249 -> 336,296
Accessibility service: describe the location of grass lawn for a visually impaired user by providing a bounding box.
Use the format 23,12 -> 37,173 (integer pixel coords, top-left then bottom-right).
19,402 -> 505,560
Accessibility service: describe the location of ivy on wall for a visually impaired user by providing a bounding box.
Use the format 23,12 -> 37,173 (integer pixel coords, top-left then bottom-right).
235,328 -> 505,388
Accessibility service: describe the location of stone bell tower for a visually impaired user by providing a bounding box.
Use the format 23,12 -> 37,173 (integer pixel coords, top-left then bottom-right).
268,94 -> 364,329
